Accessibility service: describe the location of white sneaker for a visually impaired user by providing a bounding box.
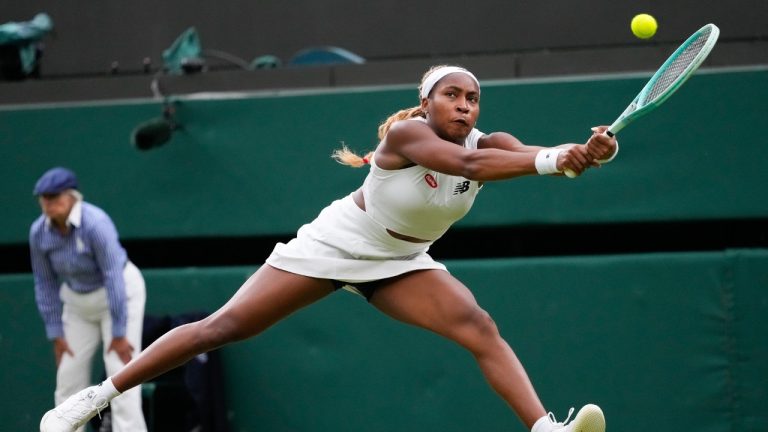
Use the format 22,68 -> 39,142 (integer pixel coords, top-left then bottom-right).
532,404 -> 605,432
40,386 -> 109,432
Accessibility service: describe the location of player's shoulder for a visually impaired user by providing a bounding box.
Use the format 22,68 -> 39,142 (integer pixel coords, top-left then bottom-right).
388,117 -> 431,139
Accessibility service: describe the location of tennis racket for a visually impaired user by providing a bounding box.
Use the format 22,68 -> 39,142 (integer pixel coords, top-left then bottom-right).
564,23 -> 720,178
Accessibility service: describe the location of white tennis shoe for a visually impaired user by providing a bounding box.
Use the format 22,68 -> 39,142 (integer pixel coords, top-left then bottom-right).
532,404 -> 605,432
40,386 -> 109,432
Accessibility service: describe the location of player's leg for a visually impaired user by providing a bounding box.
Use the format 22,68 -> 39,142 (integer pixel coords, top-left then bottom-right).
369,269 -> 604,432
112,264 -> 334,391
369,269 -> 547,428
41,265 -> 334,432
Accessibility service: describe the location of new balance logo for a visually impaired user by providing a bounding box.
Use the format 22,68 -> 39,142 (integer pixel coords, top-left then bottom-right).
453,181 -> 470,195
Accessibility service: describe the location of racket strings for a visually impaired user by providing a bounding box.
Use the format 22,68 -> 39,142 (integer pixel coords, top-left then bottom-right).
646,26 -> 713,102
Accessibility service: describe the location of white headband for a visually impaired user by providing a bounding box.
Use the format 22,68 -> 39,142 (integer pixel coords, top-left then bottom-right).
420,66 -> 480,99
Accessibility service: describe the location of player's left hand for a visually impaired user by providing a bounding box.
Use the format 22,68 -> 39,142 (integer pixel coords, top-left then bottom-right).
586,126 -> 618,162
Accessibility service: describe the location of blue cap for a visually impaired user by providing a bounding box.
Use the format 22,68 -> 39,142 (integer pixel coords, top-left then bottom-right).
33,167 -> 79,195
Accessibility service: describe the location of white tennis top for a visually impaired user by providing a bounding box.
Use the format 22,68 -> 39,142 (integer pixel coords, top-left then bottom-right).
361,118 -> 485,241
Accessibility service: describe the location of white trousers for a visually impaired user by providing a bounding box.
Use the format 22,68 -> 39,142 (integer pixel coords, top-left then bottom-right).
56,261 -> 147,432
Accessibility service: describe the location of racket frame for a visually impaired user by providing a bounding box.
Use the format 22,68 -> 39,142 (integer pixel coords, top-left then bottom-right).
606,23 -> 720,137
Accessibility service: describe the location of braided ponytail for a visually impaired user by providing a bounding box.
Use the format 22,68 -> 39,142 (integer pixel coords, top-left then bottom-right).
333,66 -> 450,168
331,145 -> 374,168
332,107 -> 426,168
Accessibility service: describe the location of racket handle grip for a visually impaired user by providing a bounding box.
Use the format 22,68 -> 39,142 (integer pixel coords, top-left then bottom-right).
563,129 -> 615,178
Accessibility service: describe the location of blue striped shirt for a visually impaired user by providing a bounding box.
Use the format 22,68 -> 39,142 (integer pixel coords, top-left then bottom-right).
29,201 -> 129,339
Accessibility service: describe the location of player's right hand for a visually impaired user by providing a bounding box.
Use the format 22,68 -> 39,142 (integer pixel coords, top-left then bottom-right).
557,144 -> 594,176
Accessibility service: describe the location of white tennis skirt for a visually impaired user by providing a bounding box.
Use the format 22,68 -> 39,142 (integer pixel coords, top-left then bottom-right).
266,193 -> 447,283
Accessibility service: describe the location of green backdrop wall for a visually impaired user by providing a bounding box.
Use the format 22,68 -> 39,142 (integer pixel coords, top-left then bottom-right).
1,67 -> 766,432
1,67 -> 766,245
2,250 -> 766,431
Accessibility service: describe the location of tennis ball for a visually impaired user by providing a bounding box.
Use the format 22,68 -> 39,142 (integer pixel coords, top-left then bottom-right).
631,14 -> 657,39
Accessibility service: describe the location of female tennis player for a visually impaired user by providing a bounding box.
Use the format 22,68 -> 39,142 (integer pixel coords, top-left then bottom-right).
41,65 -> 617,432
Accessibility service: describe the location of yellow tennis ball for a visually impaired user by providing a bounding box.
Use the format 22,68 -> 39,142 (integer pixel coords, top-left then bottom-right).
631,14 -> 658,39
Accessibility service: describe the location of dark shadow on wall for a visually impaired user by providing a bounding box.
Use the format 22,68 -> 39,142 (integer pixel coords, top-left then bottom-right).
1,218 -> 767,274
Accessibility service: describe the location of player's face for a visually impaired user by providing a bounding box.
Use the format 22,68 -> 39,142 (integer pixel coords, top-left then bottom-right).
423,73 -> 480,144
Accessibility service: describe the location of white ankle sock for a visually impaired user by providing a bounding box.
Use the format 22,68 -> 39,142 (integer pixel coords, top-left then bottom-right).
97,377 -> 122,400
531,414 -> 552,432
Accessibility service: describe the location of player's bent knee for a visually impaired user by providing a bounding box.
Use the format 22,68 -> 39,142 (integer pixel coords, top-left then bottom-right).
473,309 -> 500,339
451,307 -> 500,344
193,315 -> 252,349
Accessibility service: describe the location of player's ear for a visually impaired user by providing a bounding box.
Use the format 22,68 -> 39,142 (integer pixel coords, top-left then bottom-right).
420,98 -> 430,114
